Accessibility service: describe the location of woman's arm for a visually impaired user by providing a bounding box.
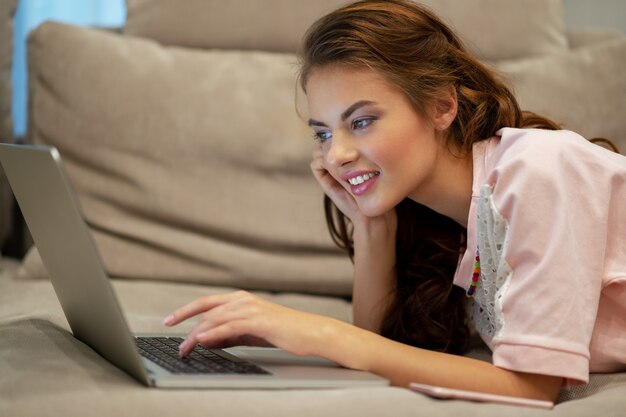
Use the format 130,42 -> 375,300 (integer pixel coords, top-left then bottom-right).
165,292 -> 562,402
310,145 -> 398,333
326,324 -> 563,402
351,215 -> 397,332
163,145 -> 558,401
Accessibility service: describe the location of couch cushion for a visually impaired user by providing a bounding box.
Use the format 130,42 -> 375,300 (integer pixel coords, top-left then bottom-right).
566,28 -> 625,49
0,0 -> 17,250
0,0 -> 15,142
2,260 -> 625,410
24,21 -> 353,295
125,0 -> 352,54
419,0 -> 568,60
495,36 -> 626,151
123,0 -> 568,61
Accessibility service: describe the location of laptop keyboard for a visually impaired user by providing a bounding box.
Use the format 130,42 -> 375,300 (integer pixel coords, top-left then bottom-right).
134,336 -> 270,375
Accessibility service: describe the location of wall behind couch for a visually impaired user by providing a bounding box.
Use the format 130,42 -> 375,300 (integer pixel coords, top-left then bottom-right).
11,0 -> 126,138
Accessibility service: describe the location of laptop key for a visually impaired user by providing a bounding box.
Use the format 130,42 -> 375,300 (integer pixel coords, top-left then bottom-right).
134,337 -> 271,375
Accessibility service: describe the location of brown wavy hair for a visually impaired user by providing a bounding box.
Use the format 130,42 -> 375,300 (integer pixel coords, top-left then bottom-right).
299,0 -> 615,354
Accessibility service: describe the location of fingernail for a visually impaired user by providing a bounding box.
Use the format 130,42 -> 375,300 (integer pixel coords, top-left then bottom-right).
163,315 -> 175,326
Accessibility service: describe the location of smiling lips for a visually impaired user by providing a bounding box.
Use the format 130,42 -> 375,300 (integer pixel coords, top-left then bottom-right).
347,171 -> 379,185
345,171 -> 380,196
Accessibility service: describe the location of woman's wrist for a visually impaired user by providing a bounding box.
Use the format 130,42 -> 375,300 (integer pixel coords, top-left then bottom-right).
352,213 -> 397,248
311,317 -> 381,371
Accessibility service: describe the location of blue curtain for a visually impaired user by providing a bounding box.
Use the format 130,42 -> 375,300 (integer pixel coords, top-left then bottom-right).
12,0 -> 126,138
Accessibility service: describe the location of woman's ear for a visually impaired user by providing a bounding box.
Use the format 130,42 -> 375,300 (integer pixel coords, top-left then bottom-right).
432,85 -> 458,132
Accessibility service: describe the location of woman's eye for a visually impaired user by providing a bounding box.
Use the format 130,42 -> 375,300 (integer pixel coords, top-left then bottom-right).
352,117 -> 375,131
313,130 -> 332,143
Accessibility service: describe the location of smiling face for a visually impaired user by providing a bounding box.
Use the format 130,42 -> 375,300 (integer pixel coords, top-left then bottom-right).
306,65 -> 450,217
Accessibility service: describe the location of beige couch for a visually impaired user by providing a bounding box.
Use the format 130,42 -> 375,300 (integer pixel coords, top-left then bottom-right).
0,0 -> 16,250
1,1 -> 626,416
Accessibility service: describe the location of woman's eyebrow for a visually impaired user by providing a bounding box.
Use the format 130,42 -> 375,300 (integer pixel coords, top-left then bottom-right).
308,119 -> 327,127
308,100 -> 377,127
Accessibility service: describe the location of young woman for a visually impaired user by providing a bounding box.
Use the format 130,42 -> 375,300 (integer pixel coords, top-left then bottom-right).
163,0 -> 626,402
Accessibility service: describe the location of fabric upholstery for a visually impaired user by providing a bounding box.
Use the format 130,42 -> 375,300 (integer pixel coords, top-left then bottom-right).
495,37 -> 626,150
566,28 -> 625,49
419,0 -> 568,60
125,0 -> 352,53
124,0 -> 568,61
23,21 -> 353,295
0,0 -> 15,142
1,257 -> 625,415
0,0 -> 16,251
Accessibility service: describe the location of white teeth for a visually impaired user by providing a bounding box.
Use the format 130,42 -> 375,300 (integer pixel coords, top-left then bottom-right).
348,172 -> 378,186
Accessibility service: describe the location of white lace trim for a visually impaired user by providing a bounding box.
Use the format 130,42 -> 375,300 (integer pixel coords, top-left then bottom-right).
468,184 -> 513,345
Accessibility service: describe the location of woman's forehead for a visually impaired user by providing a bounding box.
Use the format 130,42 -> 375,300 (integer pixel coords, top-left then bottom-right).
305,66 -> 411,115
306,66 -> 399,102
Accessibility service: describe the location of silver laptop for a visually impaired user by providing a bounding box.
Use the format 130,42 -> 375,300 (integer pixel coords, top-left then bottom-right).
0,143 -> 388,389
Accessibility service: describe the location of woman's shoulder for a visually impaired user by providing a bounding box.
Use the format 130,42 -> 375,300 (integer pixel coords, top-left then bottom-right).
495,127 -> 591,162
486,127 -> 625,181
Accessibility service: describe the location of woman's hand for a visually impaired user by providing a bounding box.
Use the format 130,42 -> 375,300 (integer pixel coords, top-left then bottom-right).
163,290 -> 563,402
310,145 -> 397,232
163,290 -> 347,358
310,145 -> 363,223
311,144 -> 398,332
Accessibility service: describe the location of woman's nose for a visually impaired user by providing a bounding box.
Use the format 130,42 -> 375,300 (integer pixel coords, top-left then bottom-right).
325,134 -> 359,168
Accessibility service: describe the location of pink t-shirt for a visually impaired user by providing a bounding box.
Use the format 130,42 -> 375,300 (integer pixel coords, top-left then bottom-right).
453,127 -> 626,384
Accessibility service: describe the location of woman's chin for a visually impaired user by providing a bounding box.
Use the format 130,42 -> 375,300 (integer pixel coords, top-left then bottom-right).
356,199 -> 394,218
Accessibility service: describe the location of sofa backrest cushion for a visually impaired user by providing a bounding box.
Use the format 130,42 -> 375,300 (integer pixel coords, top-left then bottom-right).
495,36 -> 626,151
123,0 -> 568,61
24,21 -> 353,295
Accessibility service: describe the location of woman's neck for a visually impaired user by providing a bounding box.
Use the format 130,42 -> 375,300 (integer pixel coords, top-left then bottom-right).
409,147 -> 473,228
